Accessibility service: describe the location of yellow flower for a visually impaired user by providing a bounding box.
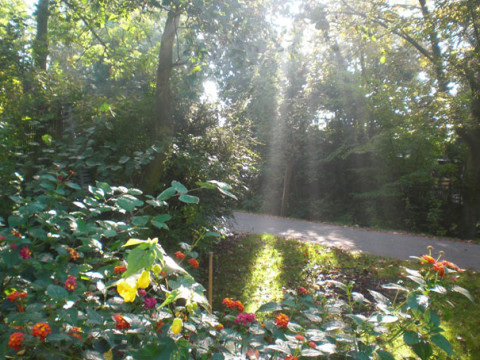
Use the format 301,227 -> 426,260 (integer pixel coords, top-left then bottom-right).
117,279 -> 137,302
171,318 -> 183,335
137,270 -> 150,289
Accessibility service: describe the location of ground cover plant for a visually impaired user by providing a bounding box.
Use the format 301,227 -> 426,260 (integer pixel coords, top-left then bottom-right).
1,169 -> 476,359
208,235 -> 479,359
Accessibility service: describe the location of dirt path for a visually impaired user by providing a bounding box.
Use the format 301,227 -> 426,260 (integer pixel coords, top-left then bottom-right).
231,212 -> 480,270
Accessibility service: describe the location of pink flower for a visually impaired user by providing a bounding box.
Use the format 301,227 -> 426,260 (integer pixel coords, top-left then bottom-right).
234,313 -> 257,327
138,289 -> 147,297
144,297 -> 157,309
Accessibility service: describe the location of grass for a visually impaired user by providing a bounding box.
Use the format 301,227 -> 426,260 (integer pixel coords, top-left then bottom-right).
201,234 -> 480,360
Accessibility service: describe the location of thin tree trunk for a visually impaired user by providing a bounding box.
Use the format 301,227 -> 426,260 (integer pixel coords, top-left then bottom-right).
142,10 -> 181,194
280,160 -> 293,217
33,0 -> 49,70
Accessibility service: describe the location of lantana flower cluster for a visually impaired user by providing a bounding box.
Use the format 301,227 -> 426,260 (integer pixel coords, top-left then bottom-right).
222,298 -> 244,312
420,248 -> 464,279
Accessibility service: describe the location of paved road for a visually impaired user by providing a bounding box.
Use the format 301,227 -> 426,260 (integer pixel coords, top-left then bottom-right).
230,212 -> 480,270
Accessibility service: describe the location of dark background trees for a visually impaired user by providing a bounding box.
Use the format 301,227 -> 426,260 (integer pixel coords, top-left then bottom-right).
0,0 -> 478,239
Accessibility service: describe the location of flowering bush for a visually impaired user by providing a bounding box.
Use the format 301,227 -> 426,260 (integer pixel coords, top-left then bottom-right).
0,171 -> 473,359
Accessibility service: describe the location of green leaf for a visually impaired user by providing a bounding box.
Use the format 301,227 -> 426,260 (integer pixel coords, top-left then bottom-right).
133,338 -> 176,360
403,330 -> 420,345
179,194 -> 200,204
122,238 -> 147,247
47,284 -> 68,300
157,187 -> 176,201
158,289 -> 181,309
124,247 -> 156,278
132,216 -> 150,226
451,285 -> 474,302
116,197 -> 136,212
152,221 -> 169,230
377,350 -> 395,360
66,181 -> 81,190
172,180 -> 188,194
42,134 -> 52,146
411,341 -> 433,360
119,156 -> 130,164
86,308 -> 104,325
256,302 -> 283,312
431,334 -> 453,355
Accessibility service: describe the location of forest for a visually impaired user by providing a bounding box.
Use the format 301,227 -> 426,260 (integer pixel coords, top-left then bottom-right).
1,0 -> 479,239
0,0 -> 479,359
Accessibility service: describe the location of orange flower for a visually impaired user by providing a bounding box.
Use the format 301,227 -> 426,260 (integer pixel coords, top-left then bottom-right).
11,229 -> 22,237
64,275 -> 77,291
275,313 -> 290,328
222,298 -> 244,312
420,255 -> 436,264
68,327 -> 83,340
308,341 -> 317,349
67,248 -> 79,261
295,334 -> 305,341
113,314 -> 131,330
8,332 -> 24,350
175,251 -> 185,260
7,291 -> 27,302
114,265 -> 127,274
216,323 -> 224,331
188,258 -> 199,269
433,262 -> 446,278
32,322 -> 52,341
285,356 -> 298,360
440,260 -> 464,273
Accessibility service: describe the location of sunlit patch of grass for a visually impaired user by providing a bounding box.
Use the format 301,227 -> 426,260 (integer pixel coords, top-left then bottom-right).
242,235 -> 285,312
206,234 -> 479,359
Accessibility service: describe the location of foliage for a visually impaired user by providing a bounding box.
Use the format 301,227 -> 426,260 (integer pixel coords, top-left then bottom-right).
0,170 -> 238,359
210,234 -> 478,359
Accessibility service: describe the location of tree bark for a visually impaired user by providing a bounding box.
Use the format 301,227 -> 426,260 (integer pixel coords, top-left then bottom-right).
142,9 -> 181,194
33,0 -> 49,70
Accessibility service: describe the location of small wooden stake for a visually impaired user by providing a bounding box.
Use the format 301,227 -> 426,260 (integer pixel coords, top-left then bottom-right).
208,252 -> 213,311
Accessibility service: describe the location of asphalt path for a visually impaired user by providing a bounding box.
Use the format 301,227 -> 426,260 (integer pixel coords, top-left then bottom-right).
230,212 -> 480,270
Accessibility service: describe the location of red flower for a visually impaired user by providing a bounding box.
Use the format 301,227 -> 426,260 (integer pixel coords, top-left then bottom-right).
420,255 -> 436,264
11,229 -> 22,237
440,260 -> 464,273
308,341 -> 317,349
298,286 -> 309,295
156,321 -> 165,333
285,356 -> 299,360
7,291 -> 27,302
10,243 -> 17,250
113,314 -> 131,330
275,313 -> 290,328
20,247 -> 31,259
188,258 -> 199,269
64,275 -> 77,291
175,251 -> 185,260
8,332 -> 24,350
294,334 -> 305,341
32,322 -> 52,341
67,248 -> 79,261
0,235 -> 5,240
114,265 -> 127,274
216,323 -> 224,331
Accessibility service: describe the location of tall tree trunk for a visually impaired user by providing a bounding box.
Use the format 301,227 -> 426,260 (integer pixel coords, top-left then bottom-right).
33,0 -> 49,70
280,160 -> 293,217
142,10 -> 181,194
